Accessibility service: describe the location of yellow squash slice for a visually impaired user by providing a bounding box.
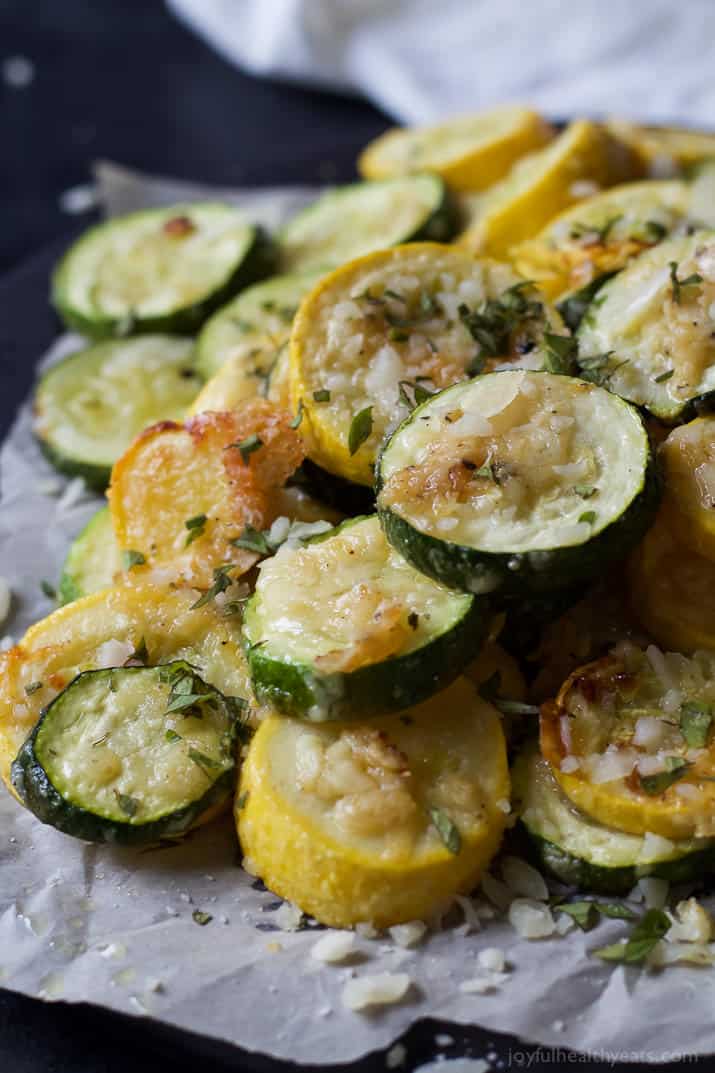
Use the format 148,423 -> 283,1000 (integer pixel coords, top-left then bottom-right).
629,517 -> 715,653
458,120 -> 639,258
289,243 -> 562,485
0,581 -> 251,796
108,401 -> 305,590
660,417 -> 715,561
541,642 -> 715,840
237,677 -> 509,927
606,119 -> 715,173
358,105 -> 553,191
512,180 -> 688,299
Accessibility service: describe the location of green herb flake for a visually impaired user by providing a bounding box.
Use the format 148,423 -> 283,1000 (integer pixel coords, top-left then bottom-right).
122,549 -> 146,571
578,510 -> 597,526
231,433 -> 264,463
654,369 -> 675,384
24,681 -> 43,695
574,484 -> 597,499
407,611 -> 419,630
348,406 -> 373,455
114,791 -> 140,818
165,729 -> 182,743
232,525 -> 273,556
543,332 -> 578,376
40,579 -> 57,600
290,399 -> 304,429
680,701 -> 713,748
669,260 -> 703,304
236,791 -> 250,811
383,288 -> 406,303
569,215 -> 622,245
577,351 -> 618,385
592,908 -> 670,964
192,909 -> 213,926
190,564 -> 235,609
640,755 -> 692,796
458,282 -> 543,361
474,462 -> 495,481
428,807 -> 461,855
640,219 -> 667,243
398,379 -> 433,411
188,748 -> 222,776
124,636 -> 149,667
312,389 -> 331,403
185,513 -> 208,546
556,901 -> 599,931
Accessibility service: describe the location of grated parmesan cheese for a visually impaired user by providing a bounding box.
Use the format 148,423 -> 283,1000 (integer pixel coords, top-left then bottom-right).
341,972 -> 411,1011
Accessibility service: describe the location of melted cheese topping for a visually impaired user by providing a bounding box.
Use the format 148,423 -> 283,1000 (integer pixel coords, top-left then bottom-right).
37,666 -> 234,822
246,516 -> 470,666
578,232 -> 715,418
293,245 -> 558,466
35,337 -> 198,466
379,370 -> 647,553
61,204 -> 255,319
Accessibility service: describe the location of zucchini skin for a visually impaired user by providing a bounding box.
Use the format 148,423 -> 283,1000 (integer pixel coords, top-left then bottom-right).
52,226 -> 276,340
556,272 -> 617,332
522,827 -> 714,895
376,386 -> 662,598
36,438 -> 111,492
11,664 -> 239,845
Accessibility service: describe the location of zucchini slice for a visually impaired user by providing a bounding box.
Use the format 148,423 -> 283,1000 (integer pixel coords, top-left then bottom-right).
289,244 -> 563,486
458,121 -> 639,257
58,507 -> 122,605
376,370 -> 659,596
194,271 -> 325,385
512,180 -> 689,300
243,515 -> 487,720
52,204 -> 275,338
659,417 -> 715,561
577,231 -> 715,423
357,106 -> 553,191
12,662 -> 245,845
236,676 -> 509,928
540,642 -> 715,840
628,516 -> 715,652
33,336 -> 201,489
513,744 -> 713,894
108,401 -> 305,591
279,175 -> 457,273
0,581 -> 251,795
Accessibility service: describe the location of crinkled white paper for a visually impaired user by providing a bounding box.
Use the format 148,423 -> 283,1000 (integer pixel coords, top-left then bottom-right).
1,168 -> 714,1067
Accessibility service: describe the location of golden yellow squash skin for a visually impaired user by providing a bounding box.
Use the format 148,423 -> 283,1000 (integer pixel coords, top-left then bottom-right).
237,677 -> 509,927
659,417 -> 715,562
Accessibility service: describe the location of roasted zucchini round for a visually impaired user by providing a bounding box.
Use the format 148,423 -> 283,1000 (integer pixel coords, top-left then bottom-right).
376,370 -> 659,596
358,106 -> 552,191
236,676 -> 509,927
12,662 -> 245,845
289,244 -> 562,485
33,336 -> 201,489
513,743 -> 714,894
659,416 -> 715,561
279,175 -> 457,273
243,515 -> 488,720
58,507 -> 122,605
52,203 -> 275,338
577,231 -> 715,423
540,642 -> 715,840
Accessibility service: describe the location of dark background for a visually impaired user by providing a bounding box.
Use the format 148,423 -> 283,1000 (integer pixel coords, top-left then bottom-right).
0,3 -> 711,1072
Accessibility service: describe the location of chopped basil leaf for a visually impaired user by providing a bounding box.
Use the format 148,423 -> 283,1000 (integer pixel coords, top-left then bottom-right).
543,332 -> 578,375
557,274 -> 615,333
348,406 -> 373,455
574,484 -> 596,499
124,636 -> 149,667
40,579 -> 57,600
190,564 -> 235,609
383,288 -> 406,303
165,691 -> 214,714
165,729 -> 182,743
578,351 -> 619,385
231,433 -> 264,463
556,901 -> 599,931
640,755 -> 691,795
669,260 -> 703,304
188,748 -> 222,776
236,790 -> 250,811
592,908 -> 670,963
232,525 -> 273,556
459,282 -> 543,360
24,681 -> 43,695
192,909 -> 213,926
569,215 -> 622,245
312,389 -> 331,403
595,902 -> 638,921
578,511 -> 597,526
114,791 -> 140,818
654,369 -> 674,384
123,549 -> 146,571
680,701 -> 713,748
290,399 -> 304,429
639,219 -> 667,243
428,806 -> 461,854
185,513 -> 207,546
474,462 -> 495,480
398,379 -> 433,411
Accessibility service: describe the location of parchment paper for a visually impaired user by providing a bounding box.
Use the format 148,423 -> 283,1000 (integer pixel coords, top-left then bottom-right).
1,167 -> 714,1067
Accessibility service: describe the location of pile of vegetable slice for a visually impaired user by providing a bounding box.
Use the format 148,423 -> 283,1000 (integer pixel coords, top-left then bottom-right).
6,106 -> 715,946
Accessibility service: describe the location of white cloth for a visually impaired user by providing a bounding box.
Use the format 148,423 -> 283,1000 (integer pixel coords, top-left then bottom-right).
167,0 -> 715,125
